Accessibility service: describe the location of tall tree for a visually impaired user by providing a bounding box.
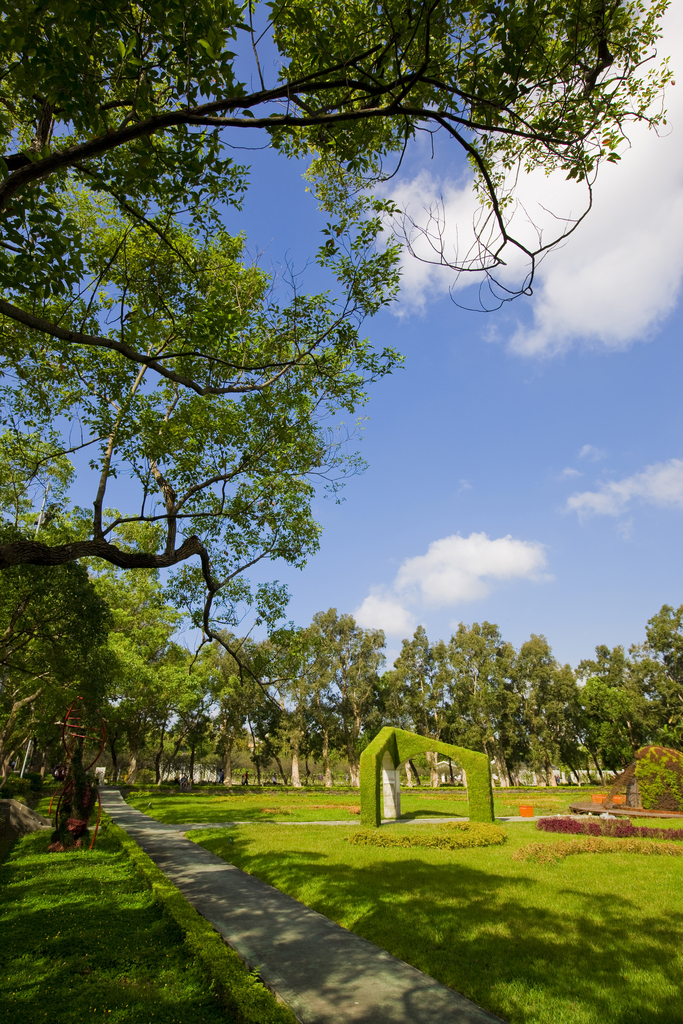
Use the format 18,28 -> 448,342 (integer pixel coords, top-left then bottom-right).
447,621 -> 518,786
207,638 -> 254,785
0,539 -> 111,783
0,184 -> 400,652
577,644 -> 655,773
642,604 -> 683,747
311,609 -> 385,785
515,634 -> 581,785
392,626 -> 452,786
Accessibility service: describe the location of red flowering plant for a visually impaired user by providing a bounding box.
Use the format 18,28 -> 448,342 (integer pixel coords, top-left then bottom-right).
537,817 -> 683,841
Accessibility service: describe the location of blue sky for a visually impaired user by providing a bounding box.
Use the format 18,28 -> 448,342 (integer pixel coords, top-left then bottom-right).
230,5 -> 683,667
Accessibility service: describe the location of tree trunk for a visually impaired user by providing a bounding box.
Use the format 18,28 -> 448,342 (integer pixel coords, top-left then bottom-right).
127,752 -> 138,783
404,761 -> 414,787
322,729 -> 332,787
291,733 -> 301,787
154,724 -> 166,785
408,759 -> 421,785
222,743 -> 232,785
109,730 -> 119,782
0,688 -> 42,779
427,749 -> 439,788
495,757 -> 509,786
189,738 -> 197,784
587,749 -> 604,782
274,755 -> 288,785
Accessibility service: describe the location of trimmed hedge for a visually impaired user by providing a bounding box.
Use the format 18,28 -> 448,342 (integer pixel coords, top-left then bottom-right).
537,816 -> 683,841
109,817 -> 295,1024
348,821 -> 506,850
514,837 -> 683,865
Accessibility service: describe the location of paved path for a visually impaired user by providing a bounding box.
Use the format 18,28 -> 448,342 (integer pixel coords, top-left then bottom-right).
101,790 -> 506,1024
166,815 -> 541,830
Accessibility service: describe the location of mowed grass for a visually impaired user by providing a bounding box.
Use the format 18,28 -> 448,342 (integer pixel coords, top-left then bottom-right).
126,787 -> 364,823
192,821 -> 683,1024
126,784 -> 611,824
0,822 -> 234,1024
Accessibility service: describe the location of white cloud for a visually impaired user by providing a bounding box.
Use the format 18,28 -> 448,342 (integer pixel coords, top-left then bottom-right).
578,445 -> 607,462
354,532 -> 549,635
561,467 -> 582,478
390,5 -> 683,353
395,532 -> 548,604
567,458 -> 683,517
354,592 -> 416,636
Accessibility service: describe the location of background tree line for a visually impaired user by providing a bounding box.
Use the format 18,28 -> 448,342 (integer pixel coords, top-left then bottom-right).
2,550 -> 680,789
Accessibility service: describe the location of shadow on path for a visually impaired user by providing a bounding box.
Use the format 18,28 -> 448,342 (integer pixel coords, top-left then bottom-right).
102,790 -> 505,1024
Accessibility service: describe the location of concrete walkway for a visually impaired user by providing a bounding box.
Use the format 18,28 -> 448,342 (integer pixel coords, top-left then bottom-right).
101,790 -> 506,1024
167,815 -> 541,830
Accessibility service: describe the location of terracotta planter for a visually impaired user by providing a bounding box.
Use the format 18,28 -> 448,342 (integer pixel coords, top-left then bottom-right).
519,805 -> 534,817
591,794 -> 607,804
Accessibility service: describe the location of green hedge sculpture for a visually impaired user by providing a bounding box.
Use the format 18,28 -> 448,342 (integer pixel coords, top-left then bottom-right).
359,727 -> 494,827
635,746 -> 683,813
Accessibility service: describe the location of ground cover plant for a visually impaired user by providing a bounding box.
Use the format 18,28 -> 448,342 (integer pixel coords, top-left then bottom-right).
126,784 -> 610,824
537,816 -> 683,840
348,821 -> 506,849
192,821 -> 683,1024
0,815 -> 288,1024
514,837 -> 683,865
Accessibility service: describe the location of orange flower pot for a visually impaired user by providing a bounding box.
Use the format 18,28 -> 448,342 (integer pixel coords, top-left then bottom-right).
519,805 -> 534,817
591,794 -> 607,804
612,795 -> 625,805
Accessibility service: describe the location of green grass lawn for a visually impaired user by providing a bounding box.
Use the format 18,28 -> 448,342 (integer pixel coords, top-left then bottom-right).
191,821 -> 683,1024
0,822 -> 235,1024
125,784 -> 610,824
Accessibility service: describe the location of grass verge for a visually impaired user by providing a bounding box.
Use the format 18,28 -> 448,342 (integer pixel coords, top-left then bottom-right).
0,816 -> 294,1024
191,821 -> 683,1024
111,819 -> 295,1024
126,784 -> 617,824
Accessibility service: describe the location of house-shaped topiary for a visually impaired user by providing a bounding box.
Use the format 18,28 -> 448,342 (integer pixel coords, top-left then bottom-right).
359,727 -> 494,827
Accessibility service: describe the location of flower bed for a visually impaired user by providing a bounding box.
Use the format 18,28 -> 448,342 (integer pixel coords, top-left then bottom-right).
537,816 -> 683,841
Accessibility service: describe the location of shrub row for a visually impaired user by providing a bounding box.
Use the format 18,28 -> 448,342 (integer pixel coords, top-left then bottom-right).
0,772 -> 44,800
108,816 -> 296,1024
537,816 -> 683,841
348,821 -> 507,850
514,837 -> 683,865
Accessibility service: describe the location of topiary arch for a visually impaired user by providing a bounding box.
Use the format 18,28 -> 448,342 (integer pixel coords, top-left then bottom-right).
359,727 -> 494,827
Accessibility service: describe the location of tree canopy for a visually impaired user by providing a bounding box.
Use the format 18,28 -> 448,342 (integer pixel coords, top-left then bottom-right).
0,0 -> 672,650
0,0 -> 670,329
